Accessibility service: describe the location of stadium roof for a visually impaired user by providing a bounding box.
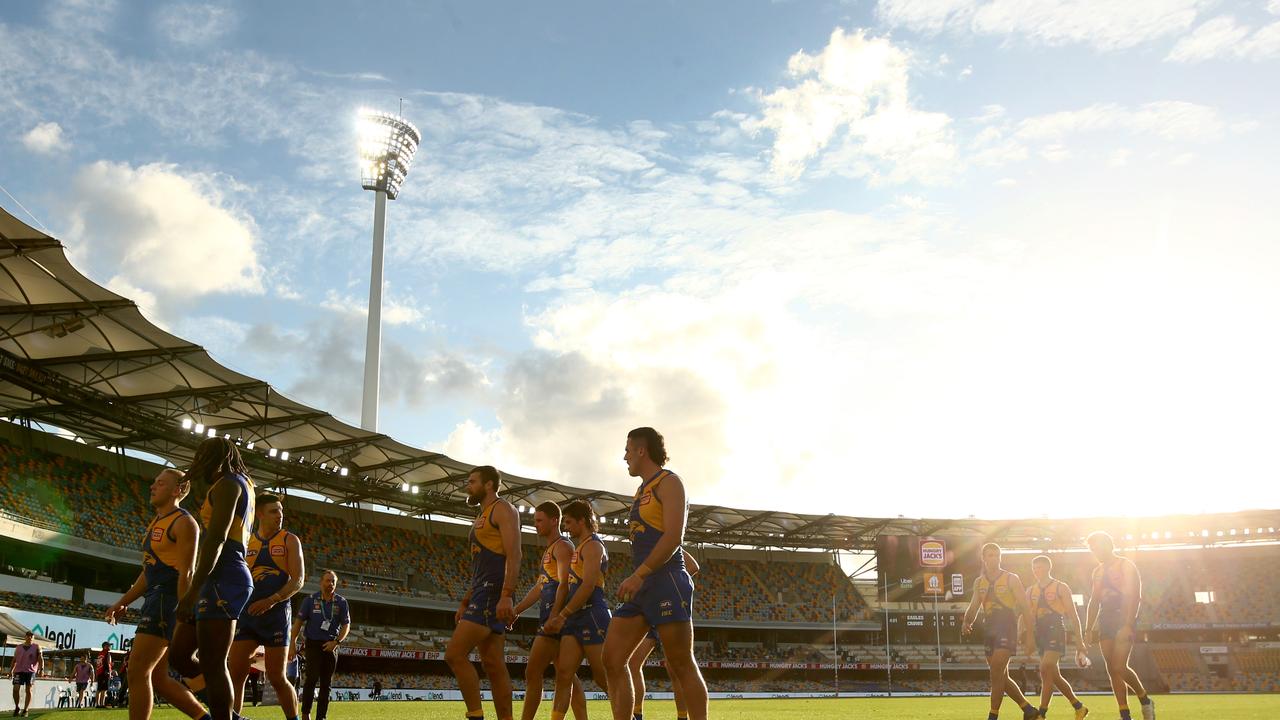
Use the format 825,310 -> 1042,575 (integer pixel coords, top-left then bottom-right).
2,205 -> 1278,552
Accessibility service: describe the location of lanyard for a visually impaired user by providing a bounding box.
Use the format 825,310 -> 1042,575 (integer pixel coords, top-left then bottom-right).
318,594 -> 337,624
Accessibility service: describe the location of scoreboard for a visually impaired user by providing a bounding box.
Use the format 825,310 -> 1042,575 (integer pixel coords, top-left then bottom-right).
876,535 -> 984,602
886,610 -> 966,643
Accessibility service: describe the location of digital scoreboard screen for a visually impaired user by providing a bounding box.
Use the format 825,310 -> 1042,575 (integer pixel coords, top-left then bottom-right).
875,535 -> 985,602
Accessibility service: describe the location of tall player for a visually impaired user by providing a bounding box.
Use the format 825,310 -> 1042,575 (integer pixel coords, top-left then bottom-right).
603,428 -> 708,720
169,437 -> 256,720
512,501 -> 586,720
542,500 -> 612,720
962,543 -> 1039,720
229,494 -> 305,719
444,465 -> 521,720
627,549 -> 699,720
1083,532 -> 1154,720
1026,555 -> 1089,720
106,468 -> 209,720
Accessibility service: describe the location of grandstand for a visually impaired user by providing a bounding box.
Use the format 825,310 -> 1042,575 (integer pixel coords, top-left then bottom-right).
2,205 -> 1280,710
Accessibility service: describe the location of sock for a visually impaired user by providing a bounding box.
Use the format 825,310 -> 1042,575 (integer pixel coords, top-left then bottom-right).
1119,708 -> 1131,720
1072,701 -> 1082,710
1040,707 -> 1049,717
198,715 -> 211,720
468,712 -> 485,720
1138,696 -> 1151,706
989,713 -> 999,720
634,714 -> 643,720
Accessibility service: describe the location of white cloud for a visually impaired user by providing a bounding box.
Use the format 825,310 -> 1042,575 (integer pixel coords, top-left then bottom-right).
746,28 -> 956,184
878,0 -> 1210,51
320,289 -> 430,328
154,3 -> 238,46
1015,101 -> 1224,142
61,161 -> 263,314
1166,16 -> 1280,61
970,101 -> 1225,168
21,122 -> 69,154
46,0 -> 118,34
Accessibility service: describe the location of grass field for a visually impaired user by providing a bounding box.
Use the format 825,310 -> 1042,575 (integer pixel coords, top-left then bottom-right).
17,694 -> 1279,719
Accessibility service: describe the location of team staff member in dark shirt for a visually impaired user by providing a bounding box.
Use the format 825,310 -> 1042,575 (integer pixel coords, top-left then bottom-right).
289,570 -> 349,720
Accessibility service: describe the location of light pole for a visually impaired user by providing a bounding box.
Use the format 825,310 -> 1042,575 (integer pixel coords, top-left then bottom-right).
357,108 -> 420,432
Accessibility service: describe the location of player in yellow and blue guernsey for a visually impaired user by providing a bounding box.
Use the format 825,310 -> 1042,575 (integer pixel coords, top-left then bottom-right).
1027,555 -> 1089,720
105,468 -> 210,720
445,465 -> 521,720
542,500 -> 612,720
603,427 -> 708,720
628,549 -> 699,720
512,501 -> 586,720
169,437 -> 256,720
962,543 -> 1039,720
229,494 -> 305,720
1083,532 -> 1154,720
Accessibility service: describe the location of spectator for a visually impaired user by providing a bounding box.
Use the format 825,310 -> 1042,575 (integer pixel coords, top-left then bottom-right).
8,630 -> 42,717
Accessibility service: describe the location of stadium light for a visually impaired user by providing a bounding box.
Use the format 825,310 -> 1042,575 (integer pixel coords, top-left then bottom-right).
246,442 -> 254,450
402,482 -> 411,492
411,485 -> 419,494
268,448 -> 278,458
280,451 -> 290,461
207,428 -> 217,438
340,467 -> 349,477
181,418 -> 193,430
194,423 -> 205,435
320,462 -> 327,471
356,107 -> 420,433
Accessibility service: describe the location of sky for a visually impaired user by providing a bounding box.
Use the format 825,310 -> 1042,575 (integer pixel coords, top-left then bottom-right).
2,0 -> 1279,521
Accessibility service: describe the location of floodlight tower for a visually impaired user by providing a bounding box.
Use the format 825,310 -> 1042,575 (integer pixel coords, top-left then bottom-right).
357,108 -> 420,432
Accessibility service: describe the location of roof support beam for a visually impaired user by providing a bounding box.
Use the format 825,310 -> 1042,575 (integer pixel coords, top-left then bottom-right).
0,299 -> 136,316
119,381 -> 268,403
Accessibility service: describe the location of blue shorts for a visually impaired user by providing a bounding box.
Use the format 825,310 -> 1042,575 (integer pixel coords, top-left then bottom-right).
613,569 -> 694,627
537,599 -> 561,639
12,672 -> 33,687
984,610 -> 1017,658
1098,607 -> 1128,641
234,601 -> 292,647
461,580 -> 506,634
137,588 -> 178,639
1035,616 -> 1066,656
562,602 -> 611,647
196,574 -> 252,622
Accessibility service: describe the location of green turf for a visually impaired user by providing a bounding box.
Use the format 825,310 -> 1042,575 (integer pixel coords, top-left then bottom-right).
18,694 -> 1279,719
